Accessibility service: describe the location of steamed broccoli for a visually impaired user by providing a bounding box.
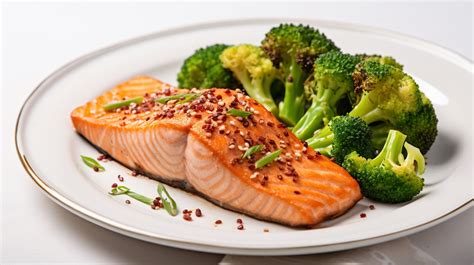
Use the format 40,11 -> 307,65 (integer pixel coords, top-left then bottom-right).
343,130 -> 425,203
177,44 -> 241,89
220,44 -> 280,115
292,51 -> 361,140
355,54 -> 404,70
261,24 -> 339,125
348,60 -> 438,153
306,116 -> 373,164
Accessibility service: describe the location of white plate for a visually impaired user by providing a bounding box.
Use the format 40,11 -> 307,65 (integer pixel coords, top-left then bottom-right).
15,19 -> 473,255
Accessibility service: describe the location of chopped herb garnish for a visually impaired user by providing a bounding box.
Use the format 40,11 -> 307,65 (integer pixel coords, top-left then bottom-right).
157,184 -> 178,216
255,149 -> 282,169
109,186 -> 154,205
242,144 -> 263,159
227,109 -> 252,118
155,93 -> 199,104
80,155 -> 105,171
103,97 -> 143,111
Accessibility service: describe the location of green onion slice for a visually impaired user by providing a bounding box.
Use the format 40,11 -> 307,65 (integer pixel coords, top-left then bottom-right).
109,186 -> 154,205
103,97 -> 143,111
227,109 -> 252,118
255,149 -> 282,169
157,184 -> 178,216
155,93 -> 199,104
80,155 -> 105,171
242,144 -> 263,159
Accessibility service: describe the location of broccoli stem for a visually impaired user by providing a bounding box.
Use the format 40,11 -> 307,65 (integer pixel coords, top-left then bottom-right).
235,71 -> 278,115
292,104 -> 330,140
278,61 -> 307,126
349,93 -> 386,124
370,130 -> 406,167
306,125 -> 334,155
293,81 -> 347,140
403,143 -> 426,174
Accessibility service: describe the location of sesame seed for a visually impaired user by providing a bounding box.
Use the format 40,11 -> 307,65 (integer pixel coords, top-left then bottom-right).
238,145 -> 248,151
250,172 -> 260,179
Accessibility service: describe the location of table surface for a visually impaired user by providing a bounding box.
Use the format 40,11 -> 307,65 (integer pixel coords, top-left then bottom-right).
2,2 -> 473,264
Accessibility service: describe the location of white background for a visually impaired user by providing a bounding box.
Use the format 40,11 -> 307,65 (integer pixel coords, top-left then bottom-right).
2,2 -> 473,264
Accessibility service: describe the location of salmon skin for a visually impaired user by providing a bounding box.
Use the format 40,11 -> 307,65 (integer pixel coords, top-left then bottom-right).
71,76 -> 362,227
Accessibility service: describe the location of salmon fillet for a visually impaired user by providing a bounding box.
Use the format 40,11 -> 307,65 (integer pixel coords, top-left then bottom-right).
71,76 -> 362,227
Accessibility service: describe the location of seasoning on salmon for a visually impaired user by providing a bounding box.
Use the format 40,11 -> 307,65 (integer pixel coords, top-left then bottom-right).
71,76 -> 362,227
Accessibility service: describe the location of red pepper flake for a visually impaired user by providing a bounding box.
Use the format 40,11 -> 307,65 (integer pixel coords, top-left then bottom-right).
153,197 -> 162,207
93,166 -> 99,172
131,170 -> 138,176
294,190 -> 301,195
277,174 -> 283,180
307,155 -> 314,160
360,213 -> 367,218
111,183 -> 118,188
125,200 -> 131,204
182,209 -> 192,214
236,218 -> 243,224
183,214 -> 193,221
369,205 -> 375,210
237,224 -> 244,230
195,208 -> 202,217
215,220 -> 222,224
117,175 -> 124,182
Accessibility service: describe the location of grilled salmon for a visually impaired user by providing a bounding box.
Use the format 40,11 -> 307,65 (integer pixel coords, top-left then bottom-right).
71,76 -> 362,227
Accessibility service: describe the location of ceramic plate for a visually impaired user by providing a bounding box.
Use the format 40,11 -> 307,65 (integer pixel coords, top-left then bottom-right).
16,19 -> 473,255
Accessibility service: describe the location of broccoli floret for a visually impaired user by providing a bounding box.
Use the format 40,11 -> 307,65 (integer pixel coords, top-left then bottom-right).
177,44 -> 241,89
367,94 -> 438,153
306,116 -> 373,164
292,51 -> 361,140
261,24 -> 339,125
355,54 -> 404,70
348,60 -> 438,154
220,44 -> 280,115
343,130 -> 425,203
